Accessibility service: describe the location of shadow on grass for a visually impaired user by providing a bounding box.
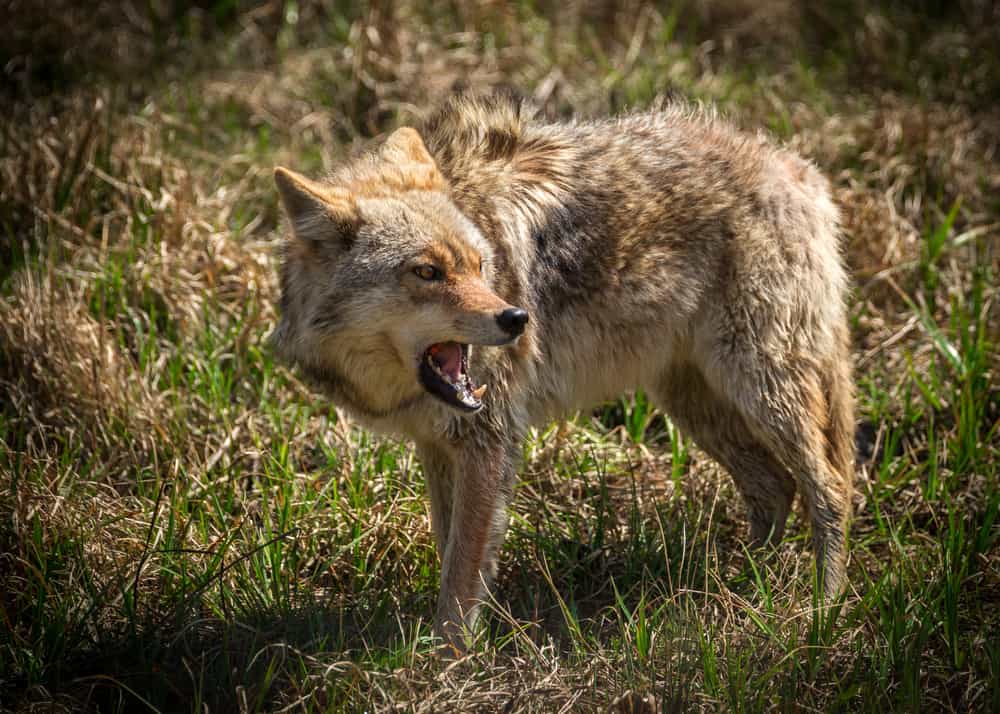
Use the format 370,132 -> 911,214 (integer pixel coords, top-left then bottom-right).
13,596 -> 431,712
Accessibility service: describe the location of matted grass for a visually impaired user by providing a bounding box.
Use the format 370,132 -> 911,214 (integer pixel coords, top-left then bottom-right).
1,1 -> 998,711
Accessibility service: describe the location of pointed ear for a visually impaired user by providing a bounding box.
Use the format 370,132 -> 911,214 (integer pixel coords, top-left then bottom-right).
274,167 -> 356,249
380,127 -> 437,167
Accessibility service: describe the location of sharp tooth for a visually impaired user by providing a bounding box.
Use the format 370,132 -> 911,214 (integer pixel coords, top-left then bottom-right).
471,384 -> 487,400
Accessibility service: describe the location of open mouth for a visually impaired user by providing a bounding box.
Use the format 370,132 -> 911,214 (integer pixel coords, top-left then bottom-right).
419,342 -> 487,412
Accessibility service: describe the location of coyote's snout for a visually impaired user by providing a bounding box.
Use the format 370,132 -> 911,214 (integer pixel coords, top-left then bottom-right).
273,94 -> 855,651
415,285 -> 528,411
416,281 -> 528,412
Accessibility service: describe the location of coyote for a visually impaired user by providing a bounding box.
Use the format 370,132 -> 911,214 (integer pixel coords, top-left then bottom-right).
272,94 -> 854,648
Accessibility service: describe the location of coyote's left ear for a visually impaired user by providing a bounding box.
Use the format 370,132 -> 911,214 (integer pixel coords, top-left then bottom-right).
380,127 -> 437,167
274,167 -> 357,250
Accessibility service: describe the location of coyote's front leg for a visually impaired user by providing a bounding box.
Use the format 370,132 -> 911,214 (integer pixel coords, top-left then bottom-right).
426,436 -> 515,650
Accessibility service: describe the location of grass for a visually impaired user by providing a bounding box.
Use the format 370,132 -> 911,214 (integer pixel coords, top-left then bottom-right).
1,1 -> 999,711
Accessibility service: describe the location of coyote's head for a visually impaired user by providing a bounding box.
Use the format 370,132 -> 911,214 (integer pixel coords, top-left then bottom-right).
272,128 -> 526,416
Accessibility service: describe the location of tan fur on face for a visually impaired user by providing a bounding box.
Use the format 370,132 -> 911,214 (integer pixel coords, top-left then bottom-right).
272,128 -> 518,432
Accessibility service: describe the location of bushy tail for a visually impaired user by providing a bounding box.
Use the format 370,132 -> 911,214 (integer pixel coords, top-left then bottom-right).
824,324 -> 856,505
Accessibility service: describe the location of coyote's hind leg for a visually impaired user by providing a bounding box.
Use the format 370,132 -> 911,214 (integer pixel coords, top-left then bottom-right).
654,364 -> 797,550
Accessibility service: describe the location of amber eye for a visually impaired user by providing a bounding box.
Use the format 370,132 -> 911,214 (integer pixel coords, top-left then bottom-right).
414,265 -> 442,281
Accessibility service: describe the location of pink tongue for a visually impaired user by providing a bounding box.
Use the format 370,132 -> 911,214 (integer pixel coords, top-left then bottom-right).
431,342 -> 463,381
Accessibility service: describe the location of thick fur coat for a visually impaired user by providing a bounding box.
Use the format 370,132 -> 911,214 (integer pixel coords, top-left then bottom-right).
272,94 -> 855,648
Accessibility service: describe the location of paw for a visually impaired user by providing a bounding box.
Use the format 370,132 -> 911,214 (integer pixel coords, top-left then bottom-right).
433,612 -> 470,656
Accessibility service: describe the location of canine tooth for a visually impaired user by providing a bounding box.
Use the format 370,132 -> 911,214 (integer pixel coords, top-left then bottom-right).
471,384 -> 487,400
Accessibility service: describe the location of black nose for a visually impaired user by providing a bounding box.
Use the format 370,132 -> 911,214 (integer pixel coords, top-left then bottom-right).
496,307 -> 529,337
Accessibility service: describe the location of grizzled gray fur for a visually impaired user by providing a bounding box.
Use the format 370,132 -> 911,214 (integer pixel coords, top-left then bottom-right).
272,93 -> 855,650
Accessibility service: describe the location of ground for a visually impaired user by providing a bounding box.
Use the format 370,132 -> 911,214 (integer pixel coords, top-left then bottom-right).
1,1 -> 998,712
